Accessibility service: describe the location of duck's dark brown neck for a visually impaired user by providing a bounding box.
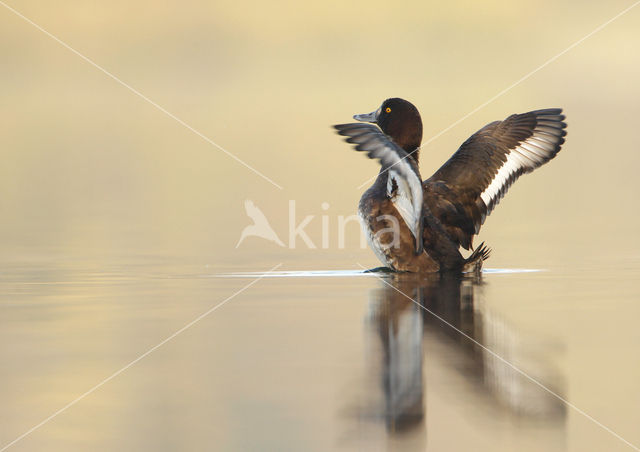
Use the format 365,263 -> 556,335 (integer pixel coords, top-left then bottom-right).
405,141 -> 421,163
382,115 -> 423,163
392,130 -> 422,164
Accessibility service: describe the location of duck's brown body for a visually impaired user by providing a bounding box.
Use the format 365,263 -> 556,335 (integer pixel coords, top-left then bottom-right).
360,172 -> 486,273
335,98 -> 566,273
359,173 -> 441,273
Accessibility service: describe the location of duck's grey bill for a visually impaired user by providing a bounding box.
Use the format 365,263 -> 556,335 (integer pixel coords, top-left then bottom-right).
353,110 -> 378,123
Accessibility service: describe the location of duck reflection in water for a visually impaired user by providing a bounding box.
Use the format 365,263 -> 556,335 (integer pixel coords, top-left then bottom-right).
362,273 -> 566,436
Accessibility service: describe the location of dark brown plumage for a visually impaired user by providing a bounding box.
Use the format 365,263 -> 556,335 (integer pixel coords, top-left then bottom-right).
425,109 -> 566,250
334,98 -> 567,273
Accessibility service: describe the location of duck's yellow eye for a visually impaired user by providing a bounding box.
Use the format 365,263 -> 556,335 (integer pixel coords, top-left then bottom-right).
385,107 -> 392,113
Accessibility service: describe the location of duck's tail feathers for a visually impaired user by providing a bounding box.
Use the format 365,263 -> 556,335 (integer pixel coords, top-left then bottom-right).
462,242 -> 491,274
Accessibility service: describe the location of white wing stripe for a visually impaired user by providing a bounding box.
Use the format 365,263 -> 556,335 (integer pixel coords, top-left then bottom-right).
513,146 -> 539,165
529,135 -> 556,146
536,126 -> 564,136
528,138 -> 554,152
529,135 -> 555,152
480,127 -> 561,209
519,142 -> 547,159
508,149 -> 529,167
480,157 -> 519,206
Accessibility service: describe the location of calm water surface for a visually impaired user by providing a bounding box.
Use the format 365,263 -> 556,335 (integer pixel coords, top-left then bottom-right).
1,253 -> 639,451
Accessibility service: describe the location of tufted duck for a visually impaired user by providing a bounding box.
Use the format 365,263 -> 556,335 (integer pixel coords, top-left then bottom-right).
334,98 -> 566,273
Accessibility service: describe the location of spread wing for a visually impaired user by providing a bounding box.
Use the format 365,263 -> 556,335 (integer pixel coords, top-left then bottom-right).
334,123 -> 424,253
424,109 -> 567,250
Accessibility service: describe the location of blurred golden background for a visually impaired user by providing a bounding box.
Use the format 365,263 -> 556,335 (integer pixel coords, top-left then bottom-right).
1,0 -> 639,270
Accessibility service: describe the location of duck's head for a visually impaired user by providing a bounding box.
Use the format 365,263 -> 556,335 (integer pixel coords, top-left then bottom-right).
354,98 -> 423,161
